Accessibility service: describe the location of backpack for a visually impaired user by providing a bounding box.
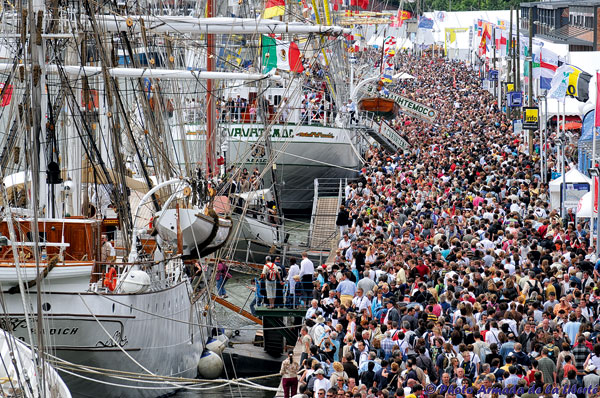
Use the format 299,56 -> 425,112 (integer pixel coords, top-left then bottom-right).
527,280 -> 541,296
265,263 -> 278,281
479,344 -> 492,363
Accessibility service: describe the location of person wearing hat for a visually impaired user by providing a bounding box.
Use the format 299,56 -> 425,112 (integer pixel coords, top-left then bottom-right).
583,364 -> 600,398
329,361 -> 348,386
312,368 -> 331,398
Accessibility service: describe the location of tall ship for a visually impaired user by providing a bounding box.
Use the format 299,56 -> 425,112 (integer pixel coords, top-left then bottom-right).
0,0 -> 358,396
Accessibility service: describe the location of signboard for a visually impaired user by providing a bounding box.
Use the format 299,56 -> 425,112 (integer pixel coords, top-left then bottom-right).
505,82 -> 515,92
364,84 -> 438,123
513,119 -> 523,136
488,70 -> 498,81
507,91 -> 523,107
523,107 -> 539,130
378,120 -> 410,152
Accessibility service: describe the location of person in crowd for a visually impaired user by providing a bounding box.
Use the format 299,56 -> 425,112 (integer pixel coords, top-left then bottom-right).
275,52 -> 595,398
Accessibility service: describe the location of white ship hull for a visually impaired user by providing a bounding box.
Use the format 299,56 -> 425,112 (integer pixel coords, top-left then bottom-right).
1,281 -> 210,398
178,123 -> 363,210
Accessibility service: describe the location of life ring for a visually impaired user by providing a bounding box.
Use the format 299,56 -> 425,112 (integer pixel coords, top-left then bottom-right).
103,267 -> 117,291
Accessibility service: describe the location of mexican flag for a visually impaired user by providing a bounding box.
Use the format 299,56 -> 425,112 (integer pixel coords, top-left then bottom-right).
261,35 -> 304,73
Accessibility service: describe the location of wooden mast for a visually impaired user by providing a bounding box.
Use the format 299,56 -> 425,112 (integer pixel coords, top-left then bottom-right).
206,0 -> 216,180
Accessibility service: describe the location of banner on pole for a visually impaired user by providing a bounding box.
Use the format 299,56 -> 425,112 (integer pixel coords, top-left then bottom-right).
523,107 -> 539,130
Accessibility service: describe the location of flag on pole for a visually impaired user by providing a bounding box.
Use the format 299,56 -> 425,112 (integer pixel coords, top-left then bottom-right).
565,65 -> 592,102
548,64 -> 573,100
261,35 -> 304,73
533,48 -> 559,90
263,0 -> 285,19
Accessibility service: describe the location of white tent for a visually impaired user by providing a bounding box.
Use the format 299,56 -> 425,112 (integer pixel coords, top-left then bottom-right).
393,72 -> 415,80
549,167 -> 592,210
544,97 -> 583,121
576,191 -> 596,218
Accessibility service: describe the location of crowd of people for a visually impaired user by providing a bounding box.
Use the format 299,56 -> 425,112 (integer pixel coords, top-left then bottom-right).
273,53 -> 599,398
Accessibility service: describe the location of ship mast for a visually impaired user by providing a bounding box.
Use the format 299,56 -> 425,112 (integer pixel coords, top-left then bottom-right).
206,0 -> 216,179
28,0 -> 46,385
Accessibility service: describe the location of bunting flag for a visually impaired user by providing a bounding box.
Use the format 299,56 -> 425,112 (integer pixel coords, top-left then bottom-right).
565,65 -> 592,102
0,83 -> 12,107
477,20 -> 483,37
350,0 -> 369,10
383,36 -> 396,56
263,0 -> 285,19
391,10 -> 411,27
418,17 -> 434,30
261,35 -> 304,73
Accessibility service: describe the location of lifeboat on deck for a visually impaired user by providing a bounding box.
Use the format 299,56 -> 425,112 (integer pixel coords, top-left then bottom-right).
358,97 -> 399,120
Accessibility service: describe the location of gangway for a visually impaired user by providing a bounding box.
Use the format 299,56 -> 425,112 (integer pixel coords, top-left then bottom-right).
211,294 -> 263,325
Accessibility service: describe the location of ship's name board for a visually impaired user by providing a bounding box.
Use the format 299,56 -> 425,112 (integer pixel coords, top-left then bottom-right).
224,126 -> 335,139
1,318 -> 79,337
364,84 -> 437,123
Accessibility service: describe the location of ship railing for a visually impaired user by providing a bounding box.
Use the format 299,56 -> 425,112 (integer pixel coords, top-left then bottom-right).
91,258 -> 183,293
182,105 -> 340,127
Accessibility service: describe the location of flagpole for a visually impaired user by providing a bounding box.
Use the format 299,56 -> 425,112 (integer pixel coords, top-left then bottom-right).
592,121 -> 596,242
559,98 -> 566,218
595,70 -> 600,255
543,93 -> 548,183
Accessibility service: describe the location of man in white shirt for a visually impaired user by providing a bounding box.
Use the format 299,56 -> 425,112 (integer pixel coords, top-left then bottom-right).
338,234 -> 351,251
287,258 -> 300,307
299,252 -> 314,303
312,369 -> 331,398
485,322 -> 501,345
351,288 -> 371,316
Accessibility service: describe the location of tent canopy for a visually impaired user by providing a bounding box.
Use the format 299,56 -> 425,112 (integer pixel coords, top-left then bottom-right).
576,191 -> 595,218
549,167 -> 591,191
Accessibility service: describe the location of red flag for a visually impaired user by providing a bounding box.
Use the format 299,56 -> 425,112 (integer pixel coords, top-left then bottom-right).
333,0 -> 342,11
0,83 -> 12,107
595,72 -> 600,127
350,0 -> 358,5
359,0 -> 369,10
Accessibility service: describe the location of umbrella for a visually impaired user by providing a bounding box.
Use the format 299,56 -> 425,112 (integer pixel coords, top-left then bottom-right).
561,121 -> 582,130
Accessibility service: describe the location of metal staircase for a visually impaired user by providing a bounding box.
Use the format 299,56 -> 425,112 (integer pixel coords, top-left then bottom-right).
308,179 -> 346,250
364,126 -> 396,152
354,116 -> 411,153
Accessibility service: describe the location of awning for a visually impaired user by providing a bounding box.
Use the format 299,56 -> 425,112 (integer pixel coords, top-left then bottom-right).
561,121 -> 583,130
